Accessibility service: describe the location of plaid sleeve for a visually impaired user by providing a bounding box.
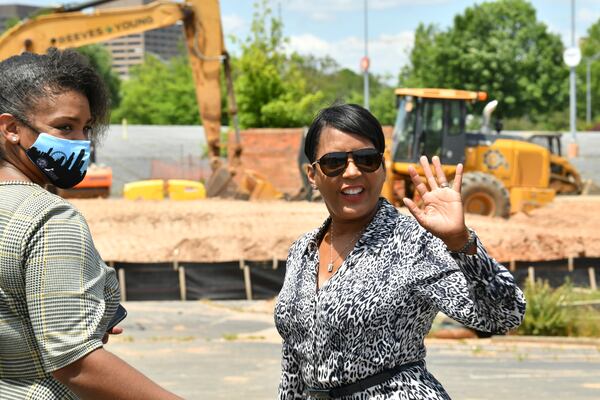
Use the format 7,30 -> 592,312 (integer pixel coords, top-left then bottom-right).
24,201 -> 108,373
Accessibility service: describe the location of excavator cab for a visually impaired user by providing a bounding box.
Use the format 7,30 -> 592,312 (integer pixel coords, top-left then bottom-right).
391,89 -> 477,166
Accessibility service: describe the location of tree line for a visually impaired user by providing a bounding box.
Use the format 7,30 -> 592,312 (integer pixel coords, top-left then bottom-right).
110,0 -> 397,127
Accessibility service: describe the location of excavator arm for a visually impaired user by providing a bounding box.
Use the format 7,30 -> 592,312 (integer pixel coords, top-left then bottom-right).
181,0 -> 225,159
0,0 -> 226,161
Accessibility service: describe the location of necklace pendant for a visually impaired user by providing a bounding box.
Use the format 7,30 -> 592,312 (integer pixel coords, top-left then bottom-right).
327,263 -> 334,273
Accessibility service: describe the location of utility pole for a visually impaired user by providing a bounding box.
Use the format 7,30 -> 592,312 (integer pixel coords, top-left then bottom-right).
363,0 -> 369,110
278,1 -> 282,22
588,58 -> 592,125
563,0 -> 582,158
569,0 -> 576,141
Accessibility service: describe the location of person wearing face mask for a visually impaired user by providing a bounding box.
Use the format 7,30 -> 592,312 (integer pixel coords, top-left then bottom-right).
0,50 -> 182,399
275,104 -> 526,400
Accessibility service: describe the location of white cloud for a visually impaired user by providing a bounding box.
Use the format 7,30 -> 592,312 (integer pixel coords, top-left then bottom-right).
284,0 -> 450,20
287,34 -> 331,55
286,31 -> 414,82
577,7 -> 600,24
222,14 -> 247,36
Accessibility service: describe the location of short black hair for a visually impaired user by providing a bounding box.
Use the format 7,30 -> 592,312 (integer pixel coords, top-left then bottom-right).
0,48 -> 110,161
304,103 -> 385,163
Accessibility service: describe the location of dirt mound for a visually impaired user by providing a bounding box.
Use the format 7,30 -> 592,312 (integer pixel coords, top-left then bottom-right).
70,196 -> 600,263
73,199 -> 327,262
464,196 -> 600,261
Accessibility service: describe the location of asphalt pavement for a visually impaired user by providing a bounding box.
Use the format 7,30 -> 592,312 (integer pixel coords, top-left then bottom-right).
107,301 -> 600,400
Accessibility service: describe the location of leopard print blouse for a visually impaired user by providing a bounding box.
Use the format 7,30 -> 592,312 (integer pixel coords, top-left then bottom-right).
274,198 -> 526,399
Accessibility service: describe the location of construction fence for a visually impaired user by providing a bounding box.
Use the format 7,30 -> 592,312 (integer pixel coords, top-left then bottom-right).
107,257 -> 600,302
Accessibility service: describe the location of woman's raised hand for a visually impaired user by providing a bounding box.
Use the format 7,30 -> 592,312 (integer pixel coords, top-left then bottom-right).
403,156 -> 470,250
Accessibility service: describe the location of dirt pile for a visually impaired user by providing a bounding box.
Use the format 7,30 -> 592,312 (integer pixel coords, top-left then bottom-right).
71,196 -> 600,263
73,199 -> 327,262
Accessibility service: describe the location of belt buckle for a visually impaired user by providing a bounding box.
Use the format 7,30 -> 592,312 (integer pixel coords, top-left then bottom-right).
305,388 -> 332,399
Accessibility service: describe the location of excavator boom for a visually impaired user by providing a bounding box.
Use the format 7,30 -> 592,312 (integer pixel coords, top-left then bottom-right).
182,0 -> 225,159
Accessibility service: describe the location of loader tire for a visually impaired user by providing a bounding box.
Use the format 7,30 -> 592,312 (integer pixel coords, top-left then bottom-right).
461,172 -> 510,218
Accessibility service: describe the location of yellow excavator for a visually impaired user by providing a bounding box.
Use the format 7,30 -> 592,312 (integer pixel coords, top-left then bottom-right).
383,88 -> 568,217
0,0 -> 281,200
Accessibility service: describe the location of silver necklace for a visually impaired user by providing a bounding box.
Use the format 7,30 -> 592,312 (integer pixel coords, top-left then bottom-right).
327,222 -> 364,273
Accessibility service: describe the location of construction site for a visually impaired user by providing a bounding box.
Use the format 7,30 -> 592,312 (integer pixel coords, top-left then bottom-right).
60,122 -> 599,301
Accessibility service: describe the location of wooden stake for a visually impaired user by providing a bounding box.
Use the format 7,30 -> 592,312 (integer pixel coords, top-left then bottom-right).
509,259 -> 516,272
178,264 -> 187,301
528,266 -> 535,283
589,267 -> 597,291
568,256 -> 574,272
117,268 -> 127,302
240,259 -> 253,300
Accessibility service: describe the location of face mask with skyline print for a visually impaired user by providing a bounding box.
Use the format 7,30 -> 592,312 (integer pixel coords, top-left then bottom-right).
24,133 -> 91,189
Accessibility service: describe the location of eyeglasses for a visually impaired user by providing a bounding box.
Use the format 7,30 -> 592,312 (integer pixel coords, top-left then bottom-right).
312,148 -> 383,177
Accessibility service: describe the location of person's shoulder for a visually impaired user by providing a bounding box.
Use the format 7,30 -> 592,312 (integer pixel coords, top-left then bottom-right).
289,227 -> 319,254
7,183 -> 83,222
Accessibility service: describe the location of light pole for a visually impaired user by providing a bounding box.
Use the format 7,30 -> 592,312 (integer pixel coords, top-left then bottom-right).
586,52 -> 600,125
562,0 -> 582,158
363,0 -> 369,110
569,0 -> 577,141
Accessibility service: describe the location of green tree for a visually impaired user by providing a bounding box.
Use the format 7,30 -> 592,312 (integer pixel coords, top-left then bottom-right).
233,0 -> 326,127
290,55 -> 397,125
1,16 -> 21,33
113,54 -> 200,124
400,0 -> 568,121
76,45 -> 121,109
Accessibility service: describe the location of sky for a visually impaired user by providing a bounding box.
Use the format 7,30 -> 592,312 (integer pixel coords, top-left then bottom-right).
6,0 -> 600,81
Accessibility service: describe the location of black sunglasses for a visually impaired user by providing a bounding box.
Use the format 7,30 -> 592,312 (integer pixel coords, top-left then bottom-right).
312,148 -> 383,177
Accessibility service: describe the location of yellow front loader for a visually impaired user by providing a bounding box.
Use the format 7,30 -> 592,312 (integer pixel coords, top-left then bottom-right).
384,88 -> 559,217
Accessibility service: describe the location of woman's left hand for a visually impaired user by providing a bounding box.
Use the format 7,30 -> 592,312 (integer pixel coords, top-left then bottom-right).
102,326 -> 124,344
402,155 -> 470,251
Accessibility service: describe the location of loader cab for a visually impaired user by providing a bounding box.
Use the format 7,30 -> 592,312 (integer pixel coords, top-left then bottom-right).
391,88 -> 487,165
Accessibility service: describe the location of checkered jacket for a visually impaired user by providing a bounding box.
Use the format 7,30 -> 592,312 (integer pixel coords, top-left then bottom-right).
0,182 -> 120,399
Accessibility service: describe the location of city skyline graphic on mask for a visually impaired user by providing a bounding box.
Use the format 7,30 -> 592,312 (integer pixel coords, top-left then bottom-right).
26,138 -> 89,187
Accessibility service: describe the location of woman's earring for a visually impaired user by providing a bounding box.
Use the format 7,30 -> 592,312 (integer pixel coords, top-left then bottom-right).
311,184 -> 318,191
12,137 -> 18,142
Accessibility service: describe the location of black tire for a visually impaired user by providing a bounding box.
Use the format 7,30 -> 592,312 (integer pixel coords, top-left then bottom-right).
461,172 -> 510,218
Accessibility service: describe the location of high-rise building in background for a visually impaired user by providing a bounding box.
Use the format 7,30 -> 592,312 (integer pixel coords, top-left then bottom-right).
97,0 -> 185,79
0,4 -> 40,32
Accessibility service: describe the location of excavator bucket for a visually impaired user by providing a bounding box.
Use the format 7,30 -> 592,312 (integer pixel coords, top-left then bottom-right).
205,165 -> 236,198
238,170 -> 284,201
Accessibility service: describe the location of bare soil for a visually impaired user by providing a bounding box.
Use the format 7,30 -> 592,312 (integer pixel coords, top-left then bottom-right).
70,196 -> 600,263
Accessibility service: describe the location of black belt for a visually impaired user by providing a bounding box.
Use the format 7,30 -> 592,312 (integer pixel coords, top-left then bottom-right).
303,360 -> 425,399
